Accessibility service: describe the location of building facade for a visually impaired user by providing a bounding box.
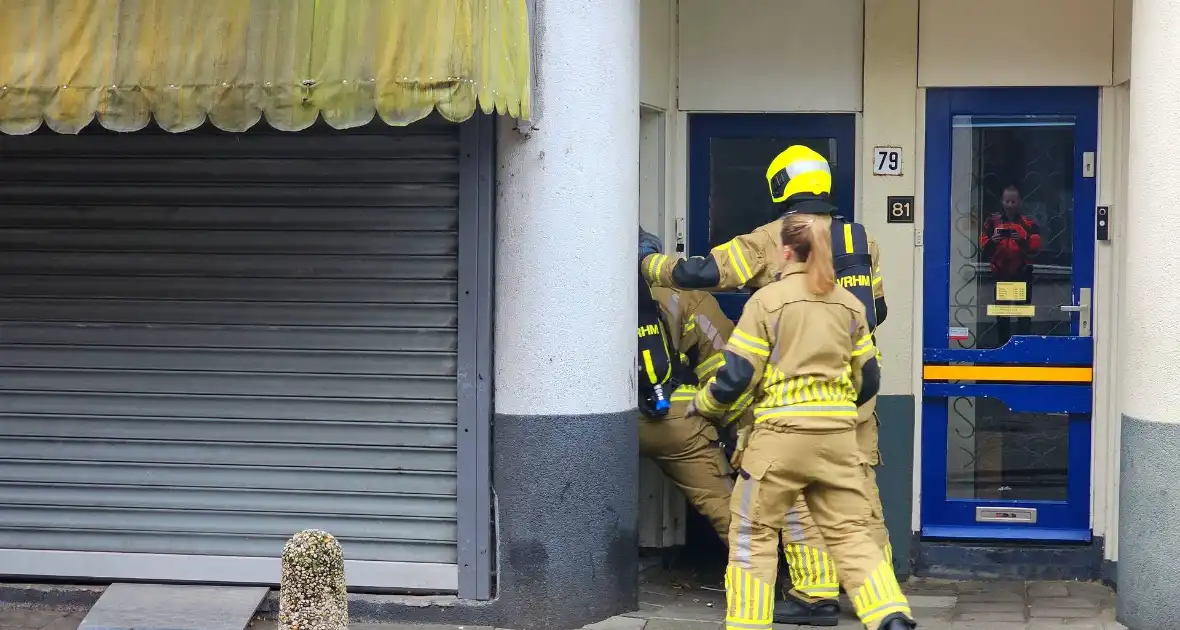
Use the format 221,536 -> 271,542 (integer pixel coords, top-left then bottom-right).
0,0 -> 1178,629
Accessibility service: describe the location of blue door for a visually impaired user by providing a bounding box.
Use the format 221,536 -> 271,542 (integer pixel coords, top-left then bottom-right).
921,88 -> 1097,542
688,114 -> 856,320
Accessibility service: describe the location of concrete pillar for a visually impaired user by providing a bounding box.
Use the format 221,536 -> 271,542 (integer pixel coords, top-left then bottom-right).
491,0 -> 640,628
861,0 -> 919,578
1118,1 -> 1180,628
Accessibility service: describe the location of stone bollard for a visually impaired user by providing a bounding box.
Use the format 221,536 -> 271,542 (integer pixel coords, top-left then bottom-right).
279,529 -> 348,630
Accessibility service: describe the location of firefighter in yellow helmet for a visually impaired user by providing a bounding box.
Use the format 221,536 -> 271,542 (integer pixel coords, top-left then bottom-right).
636,229 -> 746,541
687,213 -> 915,630
640,146 -> 891,625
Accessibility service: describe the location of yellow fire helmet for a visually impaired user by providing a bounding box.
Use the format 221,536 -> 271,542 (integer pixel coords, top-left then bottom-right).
765,145 -> 832,203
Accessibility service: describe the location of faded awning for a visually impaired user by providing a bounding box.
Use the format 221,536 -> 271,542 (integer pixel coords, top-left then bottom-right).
0,0 -> 531,134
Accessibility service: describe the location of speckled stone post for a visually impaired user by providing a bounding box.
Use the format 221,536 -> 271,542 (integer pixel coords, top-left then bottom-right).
279,529 -> 348,630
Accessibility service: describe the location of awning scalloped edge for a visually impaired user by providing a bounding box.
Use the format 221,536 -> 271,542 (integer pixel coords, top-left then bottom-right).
0,0 -> 532,134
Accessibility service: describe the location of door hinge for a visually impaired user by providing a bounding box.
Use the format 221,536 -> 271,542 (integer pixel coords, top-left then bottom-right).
914,228 -> 923,247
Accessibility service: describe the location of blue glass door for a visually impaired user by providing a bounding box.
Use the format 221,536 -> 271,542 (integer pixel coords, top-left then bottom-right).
921,88 -> 1097,542
688,114 -> 856,320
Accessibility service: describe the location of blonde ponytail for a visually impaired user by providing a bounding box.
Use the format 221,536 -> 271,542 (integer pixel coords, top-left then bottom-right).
780,214 -> 836,294
805,219 -> 835,294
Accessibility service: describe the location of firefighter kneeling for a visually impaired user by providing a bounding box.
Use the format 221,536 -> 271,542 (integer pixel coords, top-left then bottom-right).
687,214 -> 916,630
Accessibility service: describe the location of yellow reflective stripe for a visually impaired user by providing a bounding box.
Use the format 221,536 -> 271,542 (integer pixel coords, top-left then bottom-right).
724,241 -> 754,284
670,388 -> 697,402
730,328 -> 770,357
923,364 -> 1092,383
754,405 -> 858,422
852,333 -> 875,357
642,350 -> 658,384
696,388 -> 726,415
695,353 -> 726,379
852,561 -> 912,625
784,543 -> 839,599
843,223 -> 854,254
725,391 -> 755,422
725,565 -> 773,630
762,374 -> 857,408
684,317 -> 697,334
644,253 -> 670,282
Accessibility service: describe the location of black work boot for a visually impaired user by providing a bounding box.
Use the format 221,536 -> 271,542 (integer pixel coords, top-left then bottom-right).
772,590 -> 840,627
879,611 -> 918,629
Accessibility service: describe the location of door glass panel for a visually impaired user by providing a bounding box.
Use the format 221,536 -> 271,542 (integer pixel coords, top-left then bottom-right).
945,115 -> 1076,350
707,137 -> 839,249
946,396 -> 1069,501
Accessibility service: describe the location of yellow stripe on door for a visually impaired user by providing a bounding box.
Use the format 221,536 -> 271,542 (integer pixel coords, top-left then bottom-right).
922,365 -> 1092,383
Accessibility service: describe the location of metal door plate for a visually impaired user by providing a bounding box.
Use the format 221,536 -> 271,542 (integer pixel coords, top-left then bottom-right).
976,506 -> 1037,524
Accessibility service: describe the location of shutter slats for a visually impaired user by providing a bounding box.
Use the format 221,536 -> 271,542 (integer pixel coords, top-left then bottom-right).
0,118 -> 461,576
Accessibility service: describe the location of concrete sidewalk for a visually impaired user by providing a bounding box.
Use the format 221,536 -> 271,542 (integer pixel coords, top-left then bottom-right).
0,579 -> 1123,630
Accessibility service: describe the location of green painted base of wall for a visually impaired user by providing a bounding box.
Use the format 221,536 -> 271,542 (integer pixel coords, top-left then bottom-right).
877,394 -> 915,579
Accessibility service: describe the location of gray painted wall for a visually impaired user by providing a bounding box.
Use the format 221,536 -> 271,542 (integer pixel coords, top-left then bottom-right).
1117,415 -> 1180,630
877,395 -> 915,579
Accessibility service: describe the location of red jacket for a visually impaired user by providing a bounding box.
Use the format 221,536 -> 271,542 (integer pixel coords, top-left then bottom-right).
980,213 -> 1041,279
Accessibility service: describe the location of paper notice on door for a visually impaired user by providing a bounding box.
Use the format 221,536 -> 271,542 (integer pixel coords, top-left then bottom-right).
987,304 -> 1036,317
995,281 -> 1028,302
948,326 -> 970,341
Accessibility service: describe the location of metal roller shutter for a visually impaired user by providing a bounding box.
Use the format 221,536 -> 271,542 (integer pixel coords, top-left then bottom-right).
0,118 -> 461,592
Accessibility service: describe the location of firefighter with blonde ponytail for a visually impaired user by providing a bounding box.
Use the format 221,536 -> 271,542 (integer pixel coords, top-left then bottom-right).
688,213 -> 916,630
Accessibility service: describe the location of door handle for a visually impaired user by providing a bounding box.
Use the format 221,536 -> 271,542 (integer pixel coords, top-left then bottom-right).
1059,287 -> 1092,337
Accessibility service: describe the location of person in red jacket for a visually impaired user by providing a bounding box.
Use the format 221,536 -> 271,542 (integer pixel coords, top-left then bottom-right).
980,184 -> 1041,345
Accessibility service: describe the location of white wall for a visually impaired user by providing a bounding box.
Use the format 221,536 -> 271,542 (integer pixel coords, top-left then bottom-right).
863,0 -> 919,396
919,0 -> 1116,87
678,0 -> 865,112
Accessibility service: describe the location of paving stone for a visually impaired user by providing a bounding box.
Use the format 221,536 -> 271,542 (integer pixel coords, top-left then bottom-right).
957,581 -> 1026,595
80,584 -> 268,630
949,622 -> 1027,630
1029,597 -> 1101,610
41,613 -> 86,630
639,591 -> 678,605
1027,583 -> 1072,598
957,590 -> 1026,603
1029,606 -> 1103,619
907,594 -> 958,609
622,602 -> 667,618
644,620 -> 720,630
1067,583 -> 1114,601
583,616 -> 649,630
955,610 -> 1027,623
912,607 -> 956,623
1103,622 -> 1128,629
638,583 -> 683,599
904,580 -> 960,596
1025,621 -> 1105,630
673,588 -> 725,609
641,604 -> 722,622
957,601 -> 1026,613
